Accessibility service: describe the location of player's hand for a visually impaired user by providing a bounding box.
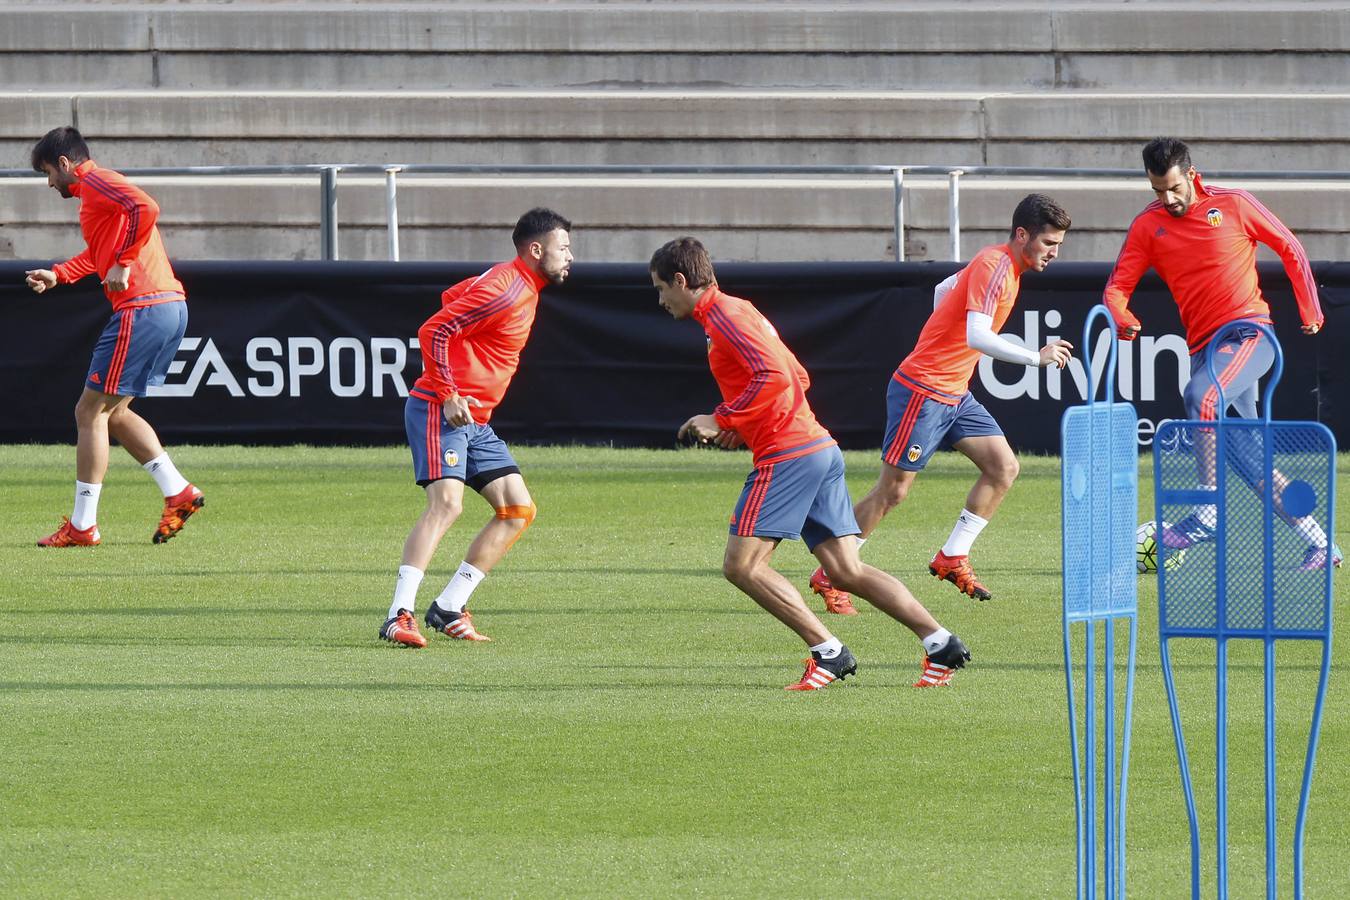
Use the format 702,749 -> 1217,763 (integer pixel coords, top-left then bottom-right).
1302,321 -> 1323,335
1038,339 -> 1073,369
678,414 -> 720,445
24,269 -> 57,294
442,394 -> 481,427
713,428 -> 744,450
1114,312 -> 1142,341
102,264 -> 130,292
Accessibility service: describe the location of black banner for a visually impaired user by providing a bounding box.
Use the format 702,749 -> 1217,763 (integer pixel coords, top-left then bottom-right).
0,260 -> 1342,452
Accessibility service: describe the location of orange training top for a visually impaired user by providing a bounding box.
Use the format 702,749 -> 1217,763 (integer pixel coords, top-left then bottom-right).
51,160 -> 185,311
692,286 -> 835,466
1103,174 -> 1323,352
896,243 -> 1022,404
409,256 -> 548,425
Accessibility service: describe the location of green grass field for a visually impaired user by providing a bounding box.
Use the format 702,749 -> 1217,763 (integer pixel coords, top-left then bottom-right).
1,444 -> 1346,898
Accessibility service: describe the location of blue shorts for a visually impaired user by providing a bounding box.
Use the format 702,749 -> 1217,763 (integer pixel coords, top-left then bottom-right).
405,395 -> 520,489
1185,322 -> 1277,421
86,301 -> 188,397
881,378 -> 1002,471
729,445 -> 860,550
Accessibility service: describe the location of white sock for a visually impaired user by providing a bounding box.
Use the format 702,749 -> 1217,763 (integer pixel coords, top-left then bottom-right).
941,509 -> 989,558
433,561 -> 486,613
71,481 -> 102,531
810,636 -> 843,659
1293,516 -> 1328,549
388,565 -> 424,618
923,627 -> 952,655
143,452 -> 190,497
1195,484 -> 1218,529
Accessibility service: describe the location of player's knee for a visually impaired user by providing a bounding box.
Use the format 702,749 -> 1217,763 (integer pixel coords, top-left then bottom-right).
825,558 -> 865,593
722,555 -> 754,586
426,493 -> 463,524
881,478 -> 911,507
494,502 -> 537,533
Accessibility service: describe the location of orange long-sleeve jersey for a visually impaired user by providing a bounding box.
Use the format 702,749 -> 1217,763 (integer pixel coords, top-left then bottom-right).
51,160 -> 185,311
897,243 -> 1022,403
692,286 -> 835,466
1103,174 -> 1323,352
408,256 -> 548,425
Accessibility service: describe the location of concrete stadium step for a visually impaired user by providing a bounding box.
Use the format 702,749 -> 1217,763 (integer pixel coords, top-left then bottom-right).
0,3 -> 1346,91
5,90 -> 1350,171
4,175 -> 1346,264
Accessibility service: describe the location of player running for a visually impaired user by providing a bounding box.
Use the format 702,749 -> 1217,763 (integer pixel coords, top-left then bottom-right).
810,194 -> 1072,610
25,126 -> 203,547
1103,137 -> 1338,571
380,208 -> 572,648
652,236 -> 970,689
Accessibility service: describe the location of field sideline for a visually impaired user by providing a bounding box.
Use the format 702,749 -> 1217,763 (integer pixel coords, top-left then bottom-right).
1,444 -> 1346,897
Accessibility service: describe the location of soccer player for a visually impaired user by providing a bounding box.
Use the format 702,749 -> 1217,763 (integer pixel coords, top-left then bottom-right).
379,208 -> 572,648
1103,137 -> 1339,570
809,194 -> 1072,610
24,126 -> 203,547
651,236 -> 970,690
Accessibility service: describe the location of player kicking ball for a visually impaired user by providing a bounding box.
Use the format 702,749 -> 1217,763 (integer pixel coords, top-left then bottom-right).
25,126 -> 203,548
652,237 -> 969,689
810,194 -> 1072,610
379,209 -> 572,648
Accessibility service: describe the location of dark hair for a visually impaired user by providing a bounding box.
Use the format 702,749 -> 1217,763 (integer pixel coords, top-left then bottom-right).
1010,193 -> 1071,239
31,126 -> 90,172
649,237 -> 716,290
512,207 -> 571,250
1142,137 -> 1192,177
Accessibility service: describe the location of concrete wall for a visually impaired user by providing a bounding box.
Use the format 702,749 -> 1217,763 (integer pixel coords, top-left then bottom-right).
1,1 -> 1346,262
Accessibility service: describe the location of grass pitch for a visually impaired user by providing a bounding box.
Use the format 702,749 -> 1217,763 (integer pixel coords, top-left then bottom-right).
0,445 -> 1346,898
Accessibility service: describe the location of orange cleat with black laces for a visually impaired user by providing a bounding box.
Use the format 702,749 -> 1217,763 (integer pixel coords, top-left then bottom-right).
809,567 -> 859,615
37,517 -> 101,548
154,484 -> 204,544
928,551 -> 991,601
380,609 -> 428,648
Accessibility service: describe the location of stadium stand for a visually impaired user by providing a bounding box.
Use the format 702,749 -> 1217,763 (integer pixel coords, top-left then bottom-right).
1,0 -> 1347,262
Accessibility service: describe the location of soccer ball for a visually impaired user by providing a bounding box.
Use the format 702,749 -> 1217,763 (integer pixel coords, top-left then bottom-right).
1136,520 -> 1185,574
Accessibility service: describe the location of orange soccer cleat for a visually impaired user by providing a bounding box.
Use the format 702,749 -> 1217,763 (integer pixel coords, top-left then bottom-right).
37,517 -> 101,548
808,567 -> 859,615
379,609 -> 428,648
425,604 -> 492,642
784,646 -> 857,691
928,551 -> 991,601
913,634 -> 970,688
154,484 -> 205,544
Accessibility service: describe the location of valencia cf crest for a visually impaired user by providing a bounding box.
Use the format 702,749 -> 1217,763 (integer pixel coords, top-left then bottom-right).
906,444 -> 923,463
443,449 -> 459,467
1206,208 -> 1223,227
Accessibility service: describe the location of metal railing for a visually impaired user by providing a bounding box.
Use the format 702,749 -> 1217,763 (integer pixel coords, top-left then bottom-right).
6,163 -> 1348,263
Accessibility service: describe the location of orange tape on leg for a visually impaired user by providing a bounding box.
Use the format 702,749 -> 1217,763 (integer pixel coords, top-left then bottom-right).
494,503 -> 537,550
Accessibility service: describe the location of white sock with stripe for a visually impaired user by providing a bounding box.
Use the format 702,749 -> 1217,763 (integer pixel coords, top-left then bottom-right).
922,627 -> 952,655
389,565 -> 424,618
809,636 -> 843,660
1293,516 -> 1328,549
71,481 -> 102,531
941,509 -> 989,557
434,561 -> 486,614
143,452 -> 190,497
